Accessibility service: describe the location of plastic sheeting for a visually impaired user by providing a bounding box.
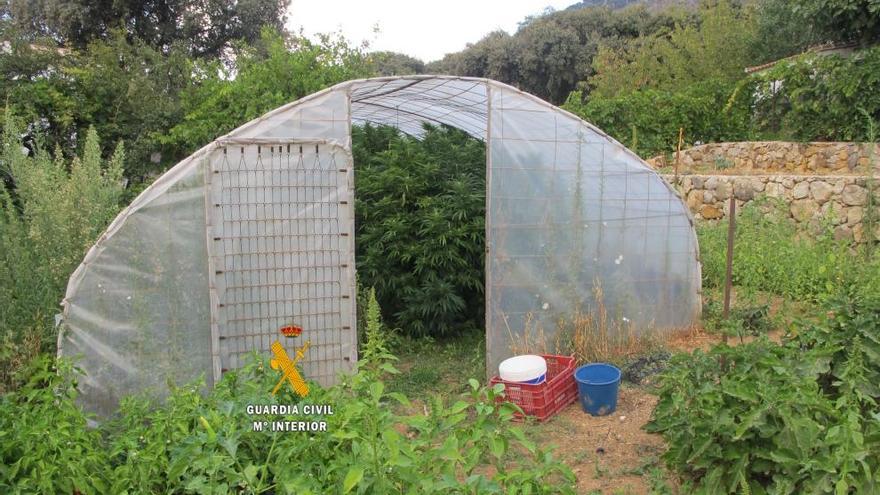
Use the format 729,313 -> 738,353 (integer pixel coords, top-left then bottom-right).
59,76 -> 699,417
484,84 -> 700,376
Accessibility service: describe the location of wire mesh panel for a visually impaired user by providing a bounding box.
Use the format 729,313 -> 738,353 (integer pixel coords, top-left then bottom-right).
206,142 -> 356,386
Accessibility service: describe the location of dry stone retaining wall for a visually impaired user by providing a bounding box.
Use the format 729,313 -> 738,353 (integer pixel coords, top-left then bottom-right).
663,174 -> 877,243
649,142 -> 879,175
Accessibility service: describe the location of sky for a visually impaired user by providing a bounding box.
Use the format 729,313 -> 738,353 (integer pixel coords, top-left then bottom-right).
286,0 -> 576,63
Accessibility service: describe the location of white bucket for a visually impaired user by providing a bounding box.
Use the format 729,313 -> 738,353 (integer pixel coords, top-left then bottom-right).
499,355 -> 547,384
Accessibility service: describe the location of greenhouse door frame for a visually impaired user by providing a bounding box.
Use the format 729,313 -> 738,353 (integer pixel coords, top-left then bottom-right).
204,138 -> 357,386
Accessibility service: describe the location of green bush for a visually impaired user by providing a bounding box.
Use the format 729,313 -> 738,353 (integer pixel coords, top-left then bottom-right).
750,46 -> 880,142
0,120 -> 124,390
647,291 -> 880,494
697,198 -> 880,302
563,79 -> 753,158
353,124 -> 486,338
161,29 -> 372,160
0,294 -> 574,494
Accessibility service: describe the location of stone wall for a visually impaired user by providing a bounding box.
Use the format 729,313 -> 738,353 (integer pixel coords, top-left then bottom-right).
649,141 -> 880,175
663,174 -> 877,242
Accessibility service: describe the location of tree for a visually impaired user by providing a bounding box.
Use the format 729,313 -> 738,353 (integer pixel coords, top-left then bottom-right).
750,0 -> 819,63
5,0 -> 290,58
426,4 -> 683,104
161,29 -> 372,158
370,51 -> 425,76
587,0 -> 757,98
791,0 -> 880,45
0,30 -> 193,177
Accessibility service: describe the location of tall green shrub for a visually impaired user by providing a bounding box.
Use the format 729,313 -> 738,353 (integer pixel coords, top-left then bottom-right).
353,125 -> 485,338
749,46 -> 880,142
0,120 -> 124,388
563,79 -> 753,158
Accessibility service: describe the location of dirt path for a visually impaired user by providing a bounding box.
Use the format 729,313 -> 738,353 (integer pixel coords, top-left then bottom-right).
532,386 -> 669,494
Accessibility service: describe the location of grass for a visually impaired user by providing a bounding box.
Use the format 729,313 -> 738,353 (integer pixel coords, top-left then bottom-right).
507,283 -> 667,369
386,330 -> 484,400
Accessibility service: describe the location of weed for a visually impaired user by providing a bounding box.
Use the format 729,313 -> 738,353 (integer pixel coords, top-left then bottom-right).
508,282 -> 662,365
699,197 -> 880,303
648,291 -> 880,493
0,119 -> 124,392
0,296 -> 575,494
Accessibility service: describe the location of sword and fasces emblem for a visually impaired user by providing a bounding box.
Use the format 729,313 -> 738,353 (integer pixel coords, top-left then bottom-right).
270,339 -> 310,397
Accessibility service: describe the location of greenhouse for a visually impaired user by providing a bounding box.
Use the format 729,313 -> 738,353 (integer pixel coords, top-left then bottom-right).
58,75 -> 701,417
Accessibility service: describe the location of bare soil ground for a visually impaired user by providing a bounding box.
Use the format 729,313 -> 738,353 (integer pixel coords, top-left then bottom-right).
531,386 -> 668,494
528,322 -> 787,494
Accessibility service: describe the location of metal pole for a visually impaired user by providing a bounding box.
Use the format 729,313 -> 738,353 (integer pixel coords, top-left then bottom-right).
675,127 -> 683,183
722,196 -> 736,344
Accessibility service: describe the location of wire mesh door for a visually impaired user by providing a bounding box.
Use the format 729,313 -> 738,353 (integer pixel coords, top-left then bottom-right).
206,140 -> 356,386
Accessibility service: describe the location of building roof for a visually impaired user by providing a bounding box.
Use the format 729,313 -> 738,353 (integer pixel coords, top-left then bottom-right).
744,41 -> 860,74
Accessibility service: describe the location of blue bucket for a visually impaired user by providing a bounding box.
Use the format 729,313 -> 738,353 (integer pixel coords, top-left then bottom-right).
574,363 -> 621,416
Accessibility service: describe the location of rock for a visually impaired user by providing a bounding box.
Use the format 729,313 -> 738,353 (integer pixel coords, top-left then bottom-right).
703,190 -> 716,203
715,181 -> 732,200
842,185 -> 868,206
790,199 -> 817,223
686,190 -> 702,210
733,180 -> 754,201
847,207 -> 864,226
679,176 -> 693,192
848,153 -> 859,171
810,181 -> 834,203
705,176 -> 719,190
834,225 -> 853,242
792,181 -> 810,199
782,177 -> 795,188
749,177 -> 766,192
691,176 -> 705,189
765,182 -> 785,198
701,204 -> 724,219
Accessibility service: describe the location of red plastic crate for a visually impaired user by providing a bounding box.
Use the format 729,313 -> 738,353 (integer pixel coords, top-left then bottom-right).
490,354 -> 577,422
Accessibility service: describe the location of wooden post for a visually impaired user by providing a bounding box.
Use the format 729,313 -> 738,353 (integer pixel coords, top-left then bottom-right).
675,127 -> 683,183
722,196 -> 736,344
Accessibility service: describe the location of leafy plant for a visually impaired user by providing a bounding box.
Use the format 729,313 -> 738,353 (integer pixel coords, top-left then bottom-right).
648,291 -> 880,494
563,79 -> 752,158
0,293 -> 575,494
749,45 -> 880,143
353,124 -> 486,338
0,118 -> 124,391
698,197 -> 880,303
0,356 -> 109,494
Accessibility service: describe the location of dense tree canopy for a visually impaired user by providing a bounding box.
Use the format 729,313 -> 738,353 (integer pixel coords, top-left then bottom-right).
3,0 -> 289,58
426,4 -> 686,103
161,30 -> 372,160
791,0 -> 880,45
370,51 -> 425,76
587,0 -> 757,98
